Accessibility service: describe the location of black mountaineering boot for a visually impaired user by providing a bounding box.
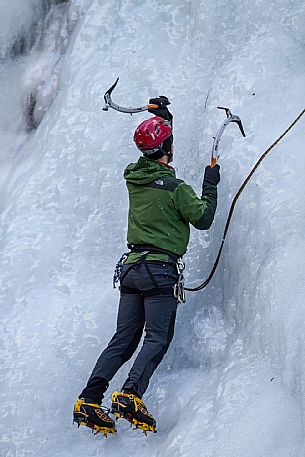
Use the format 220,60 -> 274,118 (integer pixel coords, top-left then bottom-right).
111,391 -> 157,434
73,397 -> 116,437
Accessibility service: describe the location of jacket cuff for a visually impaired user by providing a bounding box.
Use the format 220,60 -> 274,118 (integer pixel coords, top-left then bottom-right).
201,183 -> 217,200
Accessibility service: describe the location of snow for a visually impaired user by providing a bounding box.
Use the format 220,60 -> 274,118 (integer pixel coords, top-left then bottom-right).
0,0 -> 305,456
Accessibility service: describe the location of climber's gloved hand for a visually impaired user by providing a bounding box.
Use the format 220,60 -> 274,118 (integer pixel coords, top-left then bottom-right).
148,96 -> 173,123
203,164 -> 220,186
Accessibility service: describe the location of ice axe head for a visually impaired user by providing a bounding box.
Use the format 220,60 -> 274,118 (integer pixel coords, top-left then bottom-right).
211,107 -> 246,167
103,77 -> 120,111
103,77 -> 160,113
217,106 -> 246,137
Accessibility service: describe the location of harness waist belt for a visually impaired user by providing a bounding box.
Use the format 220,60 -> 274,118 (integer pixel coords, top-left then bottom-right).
127,244 -> 179,262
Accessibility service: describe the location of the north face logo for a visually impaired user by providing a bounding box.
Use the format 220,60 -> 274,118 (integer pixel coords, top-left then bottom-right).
155,180 -> 164,186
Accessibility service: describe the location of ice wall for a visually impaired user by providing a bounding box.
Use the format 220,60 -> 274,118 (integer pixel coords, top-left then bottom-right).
0,1 -> 305,456
0,0 -> 80,191
0,0 -> 45,58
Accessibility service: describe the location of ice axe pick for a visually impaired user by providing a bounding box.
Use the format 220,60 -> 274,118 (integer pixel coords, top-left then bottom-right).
211,107 -> 246,168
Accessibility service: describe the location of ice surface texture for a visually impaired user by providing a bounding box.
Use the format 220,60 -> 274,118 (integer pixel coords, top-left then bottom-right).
0,0 -> 305,456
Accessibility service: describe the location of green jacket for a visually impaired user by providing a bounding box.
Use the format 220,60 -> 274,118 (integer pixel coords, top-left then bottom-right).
124,156 -> 217,262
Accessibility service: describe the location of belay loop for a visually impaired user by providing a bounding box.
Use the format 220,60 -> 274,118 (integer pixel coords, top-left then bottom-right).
185,107 -> 305,292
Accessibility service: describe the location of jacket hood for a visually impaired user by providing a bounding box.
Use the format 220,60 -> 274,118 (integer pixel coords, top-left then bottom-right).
124,156 -> 176,185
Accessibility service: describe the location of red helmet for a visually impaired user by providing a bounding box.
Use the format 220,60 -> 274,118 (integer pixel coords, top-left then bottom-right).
134,116 -> 172,154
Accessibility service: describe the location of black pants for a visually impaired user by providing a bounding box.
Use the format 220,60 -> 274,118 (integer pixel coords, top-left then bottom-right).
80,261 -> 178,403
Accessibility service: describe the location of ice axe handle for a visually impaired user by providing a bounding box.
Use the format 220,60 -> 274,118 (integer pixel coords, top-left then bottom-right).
103,78 -> 160,113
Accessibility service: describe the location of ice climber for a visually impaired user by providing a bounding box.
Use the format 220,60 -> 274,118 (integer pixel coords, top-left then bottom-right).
73,97 -> 220,436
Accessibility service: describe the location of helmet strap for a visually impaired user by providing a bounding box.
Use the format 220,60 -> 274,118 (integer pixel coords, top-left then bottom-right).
142,135 -> 173,161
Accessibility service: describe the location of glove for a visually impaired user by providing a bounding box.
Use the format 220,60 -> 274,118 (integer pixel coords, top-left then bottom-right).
148,96 -> 173,123
203,164 -> 220,186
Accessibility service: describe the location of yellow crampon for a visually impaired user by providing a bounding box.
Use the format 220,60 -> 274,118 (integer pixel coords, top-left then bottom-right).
129,418 -> 156,434
111,391 -> 157,434
73,398 -> 117,437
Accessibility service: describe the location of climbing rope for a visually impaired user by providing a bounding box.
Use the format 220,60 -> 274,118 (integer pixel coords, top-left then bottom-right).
185,107 -> 305,292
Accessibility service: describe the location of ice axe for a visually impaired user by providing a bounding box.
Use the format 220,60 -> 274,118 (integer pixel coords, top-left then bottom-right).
102,77 -> 170,114
211,107 -> 246,168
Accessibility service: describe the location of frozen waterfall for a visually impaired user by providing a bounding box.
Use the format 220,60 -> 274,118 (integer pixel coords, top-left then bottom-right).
0,1 -> 305,456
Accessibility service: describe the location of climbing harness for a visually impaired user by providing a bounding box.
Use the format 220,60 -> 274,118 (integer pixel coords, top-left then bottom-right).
211,107 -> 246,168
185,107 -> 305,292
103,78 -> 160,114
113,244 -> 185,302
